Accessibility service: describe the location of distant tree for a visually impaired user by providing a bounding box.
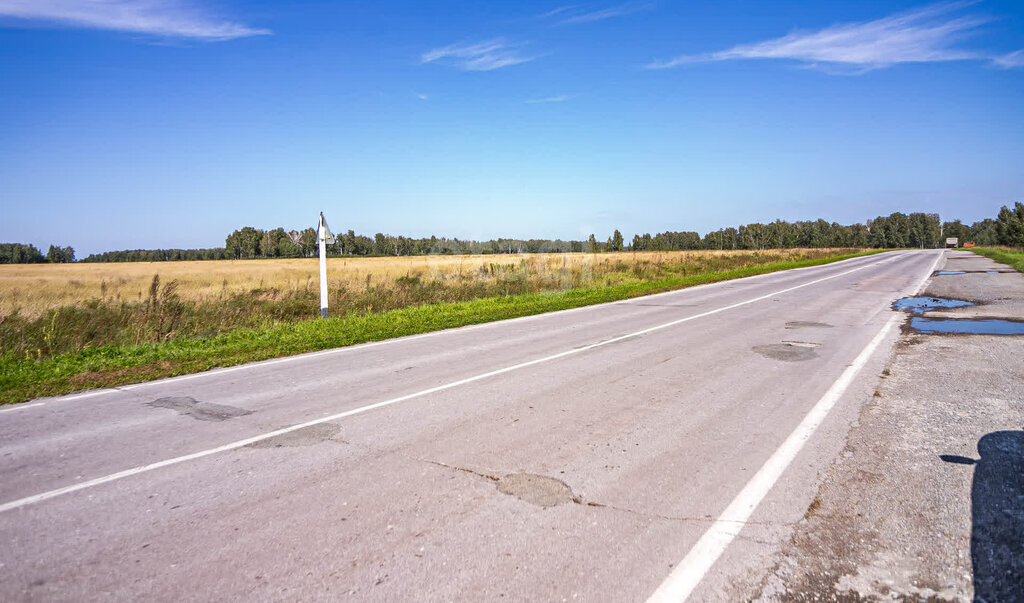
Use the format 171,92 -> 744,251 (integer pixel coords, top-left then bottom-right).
45,245 -> 74,263
942,220 -> 972,245
970,219 -> 999,245
995,202 -> 1024,247
277,238 -> 301,258
0,243 -> 46,263
611,229 -> 624,252
299,228 -> 317,257
260,230 -> 279,258
587,234 -> 598,253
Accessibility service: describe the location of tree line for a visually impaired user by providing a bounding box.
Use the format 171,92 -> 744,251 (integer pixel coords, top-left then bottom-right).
0,243 -> 75,264
4,202 -> 1021,264
81,248 -> 228,263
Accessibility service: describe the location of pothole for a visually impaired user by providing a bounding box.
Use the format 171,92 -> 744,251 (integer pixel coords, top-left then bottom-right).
496,473 -> 579,507
892,297 -> 974,315
753,343 -> 819,362
247,424 -> 343,448
147,397 -> 253,422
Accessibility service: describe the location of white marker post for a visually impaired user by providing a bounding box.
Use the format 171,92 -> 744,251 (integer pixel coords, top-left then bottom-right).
317,212 -> 335,318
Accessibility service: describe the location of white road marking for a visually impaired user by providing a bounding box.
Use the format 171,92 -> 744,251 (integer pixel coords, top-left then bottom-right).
0,402 -> 45,414
646,250 -> 942,602
0,254 -> 903,514
34,252 -> 897,403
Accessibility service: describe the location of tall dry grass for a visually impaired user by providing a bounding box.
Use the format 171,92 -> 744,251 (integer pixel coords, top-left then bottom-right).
0,250 -> 837,319
0,249 -> 858,358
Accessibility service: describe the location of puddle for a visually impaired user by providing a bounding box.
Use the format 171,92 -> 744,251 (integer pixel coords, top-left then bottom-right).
931,270 -> 1014,275
910,318 -> 1024,335
148,397 -> 252,422
247,424 -> 343,448
892,297 -> 974,315
496,473 -> 578,507
785,321 -> 834,329
753,343 -> 818,362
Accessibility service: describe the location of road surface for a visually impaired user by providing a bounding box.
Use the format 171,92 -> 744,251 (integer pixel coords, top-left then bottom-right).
1,250 -> 942,601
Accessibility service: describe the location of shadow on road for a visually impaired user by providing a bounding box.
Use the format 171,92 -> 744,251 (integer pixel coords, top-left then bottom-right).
941,431 -> 1024,601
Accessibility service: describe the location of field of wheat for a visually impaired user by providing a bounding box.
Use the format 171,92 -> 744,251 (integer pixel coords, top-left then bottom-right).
0,248 -> 864,361
1,248 -> 877,402
0,249 -> 838,319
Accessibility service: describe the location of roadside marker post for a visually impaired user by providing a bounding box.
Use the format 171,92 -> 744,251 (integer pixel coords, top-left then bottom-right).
317,212 -> 335,318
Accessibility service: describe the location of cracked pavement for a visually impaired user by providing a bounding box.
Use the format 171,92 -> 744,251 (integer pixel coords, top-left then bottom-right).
2,251 -> 971,601
754,250 -> 1024,602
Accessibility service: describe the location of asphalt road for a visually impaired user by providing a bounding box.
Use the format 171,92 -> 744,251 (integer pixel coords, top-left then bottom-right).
0,250 -> 942,601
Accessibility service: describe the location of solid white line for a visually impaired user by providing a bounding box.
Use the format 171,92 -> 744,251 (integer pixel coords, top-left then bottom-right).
0,402 -> 45,414
647,311 -> 903,603
37,252 -> 900,402
0,255 -> 900,514
645,250 -> 940,603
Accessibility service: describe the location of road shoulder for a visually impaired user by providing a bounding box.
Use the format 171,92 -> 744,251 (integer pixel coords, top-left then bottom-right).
753,250 -> 1024,601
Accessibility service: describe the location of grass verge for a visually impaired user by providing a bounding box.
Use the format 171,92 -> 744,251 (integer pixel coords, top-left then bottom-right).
969,247 -> 1024,273
0,250 -> 883,405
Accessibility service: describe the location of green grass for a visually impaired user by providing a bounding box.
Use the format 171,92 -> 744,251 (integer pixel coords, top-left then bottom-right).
0,250 -> 883,405
969,247 -> 1024,273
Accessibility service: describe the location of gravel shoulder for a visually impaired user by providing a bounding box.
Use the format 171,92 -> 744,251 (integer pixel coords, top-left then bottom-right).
755,250 -> 1024,601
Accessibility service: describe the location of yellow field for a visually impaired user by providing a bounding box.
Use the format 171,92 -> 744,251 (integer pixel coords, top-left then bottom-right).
0,249 -> 831,319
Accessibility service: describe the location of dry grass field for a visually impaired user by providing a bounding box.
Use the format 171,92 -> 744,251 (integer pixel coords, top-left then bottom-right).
1,248 -> 876,403
0,249 -> 835,319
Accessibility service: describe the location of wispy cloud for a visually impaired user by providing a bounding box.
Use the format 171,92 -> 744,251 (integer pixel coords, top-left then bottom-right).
992,49 -> 1024,68
539,2 -> 651,25
421,38 -> 536,71
646,2 -> 1016,73
0,0 -> 270,40
416,93 -> 429,100
536,5 -> 579,20
561,3 -> 650,25
526,95 -> 569,104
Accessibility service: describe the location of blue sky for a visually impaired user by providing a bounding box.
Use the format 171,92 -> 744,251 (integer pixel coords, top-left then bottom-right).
1,0 -> 1022,256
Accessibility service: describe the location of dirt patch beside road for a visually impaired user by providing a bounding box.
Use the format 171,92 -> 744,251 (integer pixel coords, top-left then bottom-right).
756,251 -> 1024,601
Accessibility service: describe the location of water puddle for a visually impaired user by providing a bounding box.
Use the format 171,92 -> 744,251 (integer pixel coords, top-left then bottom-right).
910,318 -> 1024,335
892,297 -> 974,315
931,270 -> 1014,275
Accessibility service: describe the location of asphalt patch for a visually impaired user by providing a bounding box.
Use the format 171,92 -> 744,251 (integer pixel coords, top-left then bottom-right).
148,397 -> 253,422
247,424 -> 343,448
753,343 -> 818,362
785,321 -> 834,329
496,473 -> 578,507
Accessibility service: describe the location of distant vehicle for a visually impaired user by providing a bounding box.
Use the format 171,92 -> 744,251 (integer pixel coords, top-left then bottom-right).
963,241 -> 976,247
946,237 -> 959,248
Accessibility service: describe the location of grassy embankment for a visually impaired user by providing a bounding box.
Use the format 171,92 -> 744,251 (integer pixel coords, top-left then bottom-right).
969,247 -> 1024,272
0,249 -> 881,404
